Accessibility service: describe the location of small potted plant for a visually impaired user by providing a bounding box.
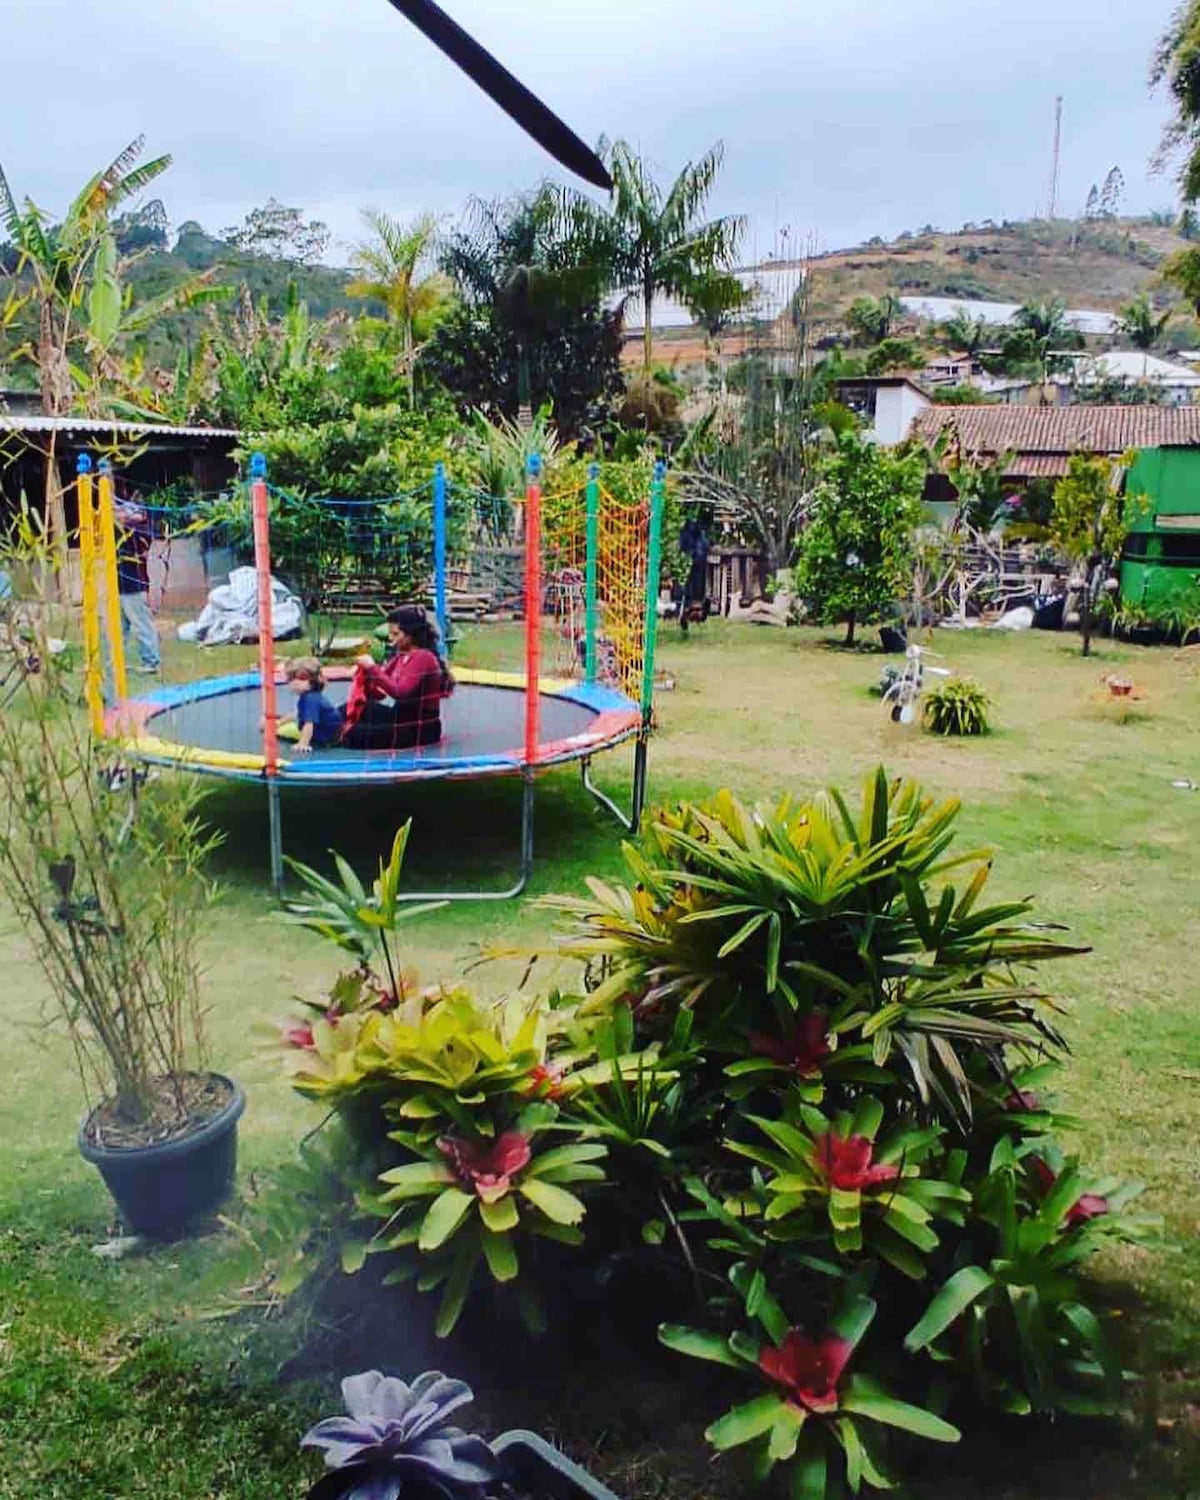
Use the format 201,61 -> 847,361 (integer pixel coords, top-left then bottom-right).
0,524 -> 242,1236
301,1369 -> 621,1500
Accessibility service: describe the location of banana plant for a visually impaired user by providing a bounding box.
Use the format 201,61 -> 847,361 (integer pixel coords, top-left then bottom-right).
661,1276 -> 959,1499
728,1097 -> 970,1279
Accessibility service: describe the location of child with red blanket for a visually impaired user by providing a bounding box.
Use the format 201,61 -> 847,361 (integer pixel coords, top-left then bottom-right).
341,605 -> 453,750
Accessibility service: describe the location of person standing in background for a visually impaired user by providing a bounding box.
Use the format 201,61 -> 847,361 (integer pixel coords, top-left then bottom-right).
114,500 -> 161,675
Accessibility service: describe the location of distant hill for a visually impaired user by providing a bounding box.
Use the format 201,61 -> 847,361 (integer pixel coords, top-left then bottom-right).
801,217 -> 1189,333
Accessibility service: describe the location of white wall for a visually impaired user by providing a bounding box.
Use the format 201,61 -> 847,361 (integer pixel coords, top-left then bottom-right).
870,384 -> 930,445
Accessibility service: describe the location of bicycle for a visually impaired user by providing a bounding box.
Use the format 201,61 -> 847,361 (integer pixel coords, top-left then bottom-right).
880,644 -> 951,725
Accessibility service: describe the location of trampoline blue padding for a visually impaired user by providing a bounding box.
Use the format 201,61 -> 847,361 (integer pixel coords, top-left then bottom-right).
107,668 -> 643,786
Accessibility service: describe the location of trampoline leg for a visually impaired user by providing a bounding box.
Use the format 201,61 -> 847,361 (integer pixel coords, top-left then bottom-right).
267,779 -> 284,893
631,733 -> 650,831
581,732 -> 650,834
396,771 -> 535,903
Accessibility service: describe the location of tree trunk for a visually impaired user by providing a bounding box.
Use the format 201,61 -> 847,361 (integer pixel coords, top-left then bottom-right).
844,612 -> 857,646
643,279 -> 654,371
403,317 -> 415,410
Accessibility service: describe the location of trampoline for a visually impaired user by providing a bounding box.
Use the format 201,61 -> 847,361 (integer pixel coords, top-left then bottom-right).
109,667 -> 643,785
81,449 -> 666,898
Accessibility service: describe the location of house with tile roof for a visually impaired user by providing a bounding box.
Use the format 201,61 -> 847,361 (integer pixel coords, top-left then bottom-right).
909,405 -> 1200,480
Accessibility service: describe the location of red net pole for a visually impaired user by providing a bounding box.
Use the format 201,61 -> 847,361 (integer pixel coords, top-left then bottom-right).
250,454 -> 279,776
524,454 -> 542,766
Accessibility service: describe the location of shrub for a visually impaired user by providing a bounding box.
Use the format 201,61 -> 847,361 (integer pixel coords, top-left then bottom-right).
922,676 -> 992,736
272,772 -> 1156,1500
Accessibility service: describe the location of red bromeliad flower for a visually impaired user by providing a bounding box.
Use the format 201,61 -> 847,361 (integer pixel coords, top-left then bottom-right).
524,1063 -> 565,1101
813,1133 -> 900,1192
1031,1158 -> 1109,1226
1005,1089 -> 1044,1113
281,1021 -> 316,1050
438,1132 -> 532,1203
750,1013 -> 831,1077
759,1330 -> 854,1413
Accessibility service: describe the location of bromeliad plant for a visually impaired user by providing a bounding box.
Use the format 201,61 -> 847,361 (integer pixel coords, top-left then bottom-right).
730,1098 -> 970,1278
922,676 -> 992,737
662,1280 -> 960,1498
364,1096 -> 607,1335
270,767 -> 1157,1497
547,770 -> 1081,1125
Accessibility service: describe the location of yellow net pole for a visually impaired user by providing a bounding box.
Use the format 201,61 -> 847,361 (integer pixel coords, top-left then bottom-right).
75,455 -> 105,735
96,458 -> 128,703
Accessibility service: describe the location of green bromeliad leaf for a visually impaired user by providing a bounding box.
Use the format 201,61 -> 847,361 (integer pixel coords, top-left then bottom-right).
480,1226 -> 519,1283
418,1187 -> 474,1251
906,1265 -> 995,1351
840,1378 -> 960,1443
518,1177 -> 586,1226
479,1194 -> 520,1234
658,1324 -> 746,1368
705,1393 -> 787,1451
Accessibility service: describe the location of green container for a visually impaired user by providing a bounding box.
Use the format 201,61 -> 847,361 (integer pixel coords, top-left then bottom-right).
1121,448 -> 1200,620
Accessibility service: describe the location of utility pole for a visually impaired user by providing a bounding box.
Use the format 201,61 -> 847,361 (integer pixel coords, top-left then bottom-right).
1047,95 -> 1063,220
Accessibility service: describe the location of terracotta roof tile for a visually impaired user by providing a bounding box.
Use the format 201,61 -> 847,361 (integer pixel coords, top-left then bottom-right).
910,405 -> 1200,459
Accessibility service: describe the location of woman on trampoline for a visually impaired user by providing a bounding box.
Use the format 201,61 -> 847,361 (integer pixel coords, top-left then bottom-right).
342,605 -> 454,750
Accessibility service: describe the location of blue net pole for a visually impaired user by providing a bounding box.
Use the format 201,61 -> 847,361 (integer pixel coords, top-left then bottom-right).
433,462 -> 449,651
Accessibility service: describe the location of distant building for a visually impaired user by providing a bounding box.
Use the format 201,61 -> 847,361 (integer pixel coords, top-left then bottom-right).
835,377 -> 933,445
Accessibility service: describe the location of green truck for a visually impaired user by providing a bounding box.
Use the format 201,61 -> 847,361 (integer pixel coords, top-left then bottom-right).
1121,447 -> 1200,621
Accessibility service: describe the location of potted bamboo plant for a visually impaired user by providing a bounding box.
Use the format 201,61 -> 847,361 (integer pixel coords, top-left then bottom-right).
0,516 -> 242,1236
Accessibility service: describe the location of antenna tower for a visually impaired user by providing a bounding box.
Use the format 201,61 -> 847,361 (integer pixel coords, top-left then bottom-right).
1047,96 -> 1063,219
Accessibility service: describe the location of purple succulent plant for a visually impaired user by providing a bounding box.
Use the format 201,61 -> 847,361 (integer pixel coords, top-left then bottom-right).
301,1370 -> 499,1500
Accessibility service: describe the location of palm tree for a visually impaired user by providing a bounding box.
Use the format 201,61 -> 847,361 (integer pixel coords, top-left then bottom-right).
1117,293 -> 1170,376
846,293 -> 903,347
1010,298 -> 1084,400
940,307 -> 990,358
569,139 -> 745,370
348,210 -> 451,407
439,188 -> 608,422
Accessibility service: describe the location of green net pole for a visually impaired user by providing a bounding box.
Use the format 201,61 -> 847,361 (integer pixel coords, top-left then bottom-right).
584,462 -> 600,685
640,459 -> 666,720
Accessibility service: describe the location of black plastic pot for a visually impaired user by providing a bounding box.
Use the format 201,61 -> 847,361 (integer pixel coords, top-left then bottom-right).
878,625 -> 908,653
494,1431 -> 621,1500
78,1074 -> 245,1237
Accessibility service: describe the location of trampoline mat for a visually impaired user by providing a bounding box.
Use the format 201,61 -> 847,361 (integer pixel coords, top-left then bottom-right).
143,681 -> 604,764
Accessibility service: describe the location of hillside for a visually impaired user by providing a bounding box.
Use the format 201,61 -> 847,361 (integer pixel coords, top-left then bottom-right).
800,216 -> 1188,326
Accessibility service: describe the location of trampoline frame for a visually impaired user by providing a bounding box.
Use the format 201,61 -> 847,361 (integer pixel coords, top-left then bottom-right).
84,451 -> 665,899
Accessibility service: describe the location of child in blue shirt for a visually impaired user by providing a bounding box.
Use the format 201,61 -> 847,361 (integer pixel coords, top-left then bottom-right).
282,657 -> 344,753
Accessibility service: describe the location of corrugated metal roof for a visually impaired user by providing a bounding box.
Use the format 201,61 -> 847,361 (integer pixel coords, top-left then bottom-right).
901,296 -> 1117,336
0,415 -> 239,439
614,263 -> 806,333
912,405 -> 1200,456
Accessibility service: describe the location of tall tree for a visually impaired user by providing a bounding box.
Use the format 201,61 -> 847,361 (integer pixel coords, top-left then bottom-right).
568,139 -> 745,370
222,199 -> 330,265
348,210 -> 451,408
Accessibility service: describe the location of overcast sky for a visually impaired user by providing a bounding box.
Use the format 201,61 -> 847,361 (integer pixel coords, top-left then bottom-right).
0,0 -> 1184,266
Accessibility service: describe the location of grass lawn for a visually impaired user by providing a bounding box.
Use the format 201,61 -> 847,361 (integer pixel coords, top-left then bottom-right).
2,620 -> 1198,1498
